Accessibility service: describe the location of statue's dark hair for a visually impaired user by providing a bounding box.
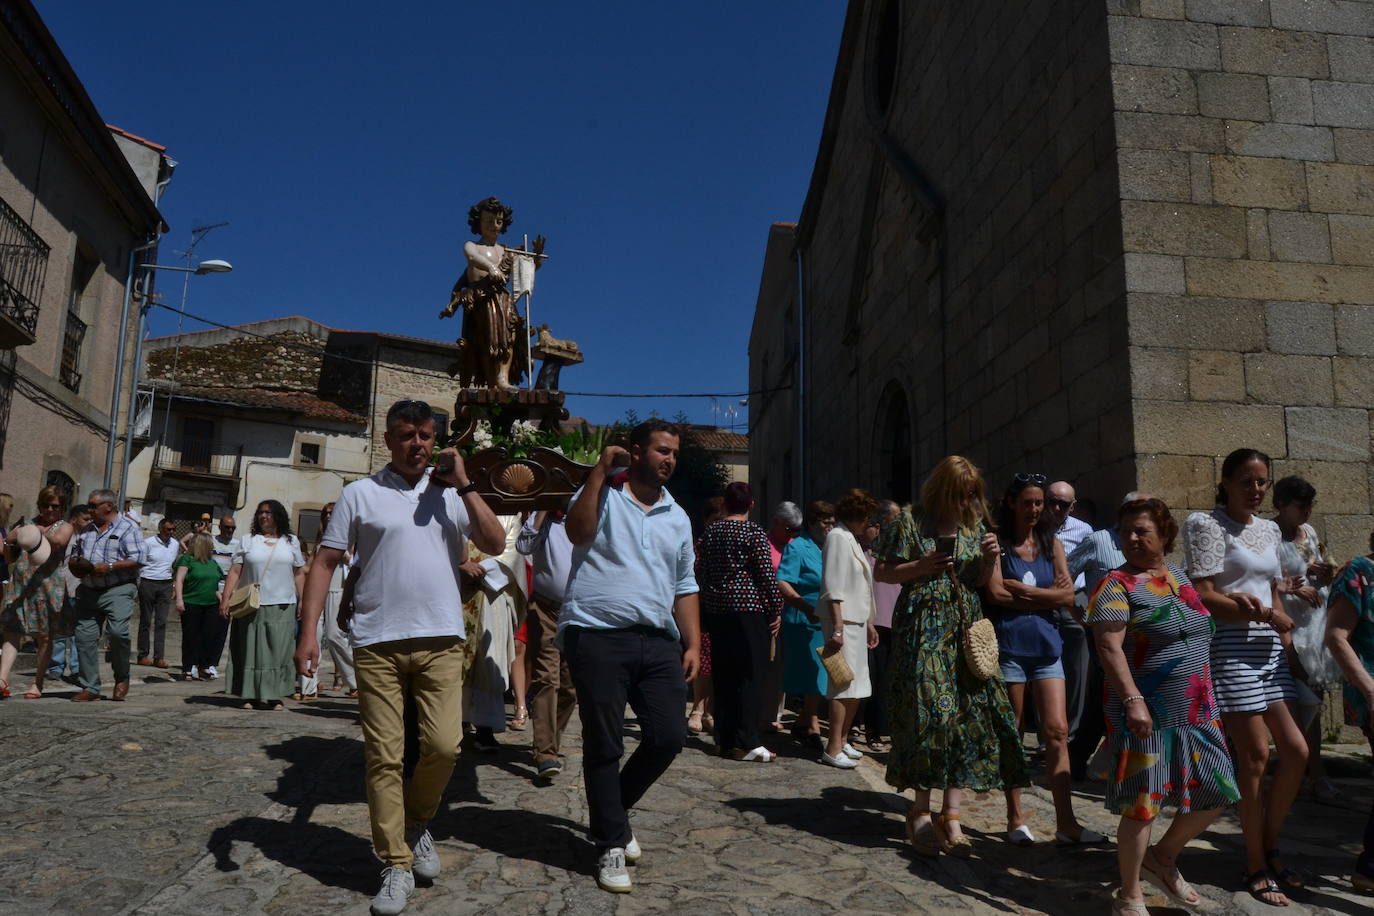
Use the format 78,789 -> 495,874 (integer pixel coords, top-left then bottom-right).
468,197 -> 513,235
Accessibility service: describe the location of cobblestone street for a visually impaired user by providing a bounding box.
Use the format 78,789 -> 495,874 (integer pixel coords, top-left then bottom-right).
1,641 -> 1370,915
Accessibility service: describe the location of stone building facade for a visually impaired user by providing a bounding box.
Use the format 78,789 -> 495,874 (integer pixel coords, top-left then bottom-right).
0,0 -> 169,508
750,0 -> 1374,560
127,316 -> 463,536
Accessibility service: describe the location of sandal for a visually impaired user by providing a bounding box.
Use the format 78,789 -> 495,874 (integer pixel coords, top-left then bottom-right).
687,711 -> 704,734
344,688 -> 359,698
1141,846 -> 1200,907
936,813 -> 973,859
0,678 -> 9,699
868,739 -> 890,753
22,684 -> 42,699
511,706 -> 528,729
1111,888 -> 1151,915
907,808 -> 940,858
291,692 -> 304,701
1244,869 -> 1290,907
1264,850 -> 1305,892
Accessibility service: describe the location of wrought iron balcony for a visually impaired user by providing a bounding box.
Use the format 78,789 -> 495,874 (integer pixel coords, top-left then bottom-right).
152,441 -> 243,480
0,196 -> 49,348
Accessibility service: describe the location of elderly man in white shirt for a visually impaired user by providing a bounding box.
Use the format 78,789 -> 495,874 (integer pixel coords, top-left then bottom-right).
1047,481 -> 1094,756
137,517 -> 181,668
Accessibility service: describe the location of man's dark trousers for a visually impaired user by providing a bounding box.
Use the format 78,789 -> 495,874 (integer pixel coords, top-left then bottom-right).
564,626 -> 687,850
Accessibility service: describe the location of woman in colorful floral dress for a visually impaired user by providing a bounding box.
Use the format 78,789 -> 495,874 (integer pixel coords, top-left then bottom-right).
874,456 -> 1027,858
0,486 -> 75,698
1324,539 -> 1374,894
1090,497 -> 1239,915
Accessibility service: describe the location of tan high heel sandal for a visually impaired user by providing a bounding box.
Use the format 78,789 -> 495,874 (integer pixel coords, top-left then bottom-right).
937,813 -> 973,858
907,809 -> 940,858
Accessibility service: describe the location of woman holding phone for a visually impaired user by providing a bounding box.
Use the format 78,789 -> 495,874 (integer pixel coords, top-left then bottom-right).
875,456 -> 1027,857
985,472 -> 1103,847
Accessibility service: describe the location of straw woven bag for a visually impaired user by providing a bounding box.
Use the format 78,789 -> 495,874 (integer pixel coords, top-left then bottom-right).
951,568 -> 998,680
815,644 -> 854,693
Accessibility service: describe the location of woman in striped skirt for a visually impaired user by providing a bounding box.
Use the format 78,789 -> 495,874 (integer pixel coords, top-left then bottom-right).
1183,448 -> 1308,907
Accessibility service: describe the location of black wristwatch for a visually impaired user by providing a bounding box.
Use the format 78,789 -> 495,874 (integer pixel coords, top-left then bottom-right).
455,482 -> 478,496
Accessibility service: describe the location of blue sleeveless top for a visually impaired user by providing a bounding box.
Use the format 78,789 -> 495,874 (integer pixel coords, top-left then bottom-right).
990,548 -> 1063,658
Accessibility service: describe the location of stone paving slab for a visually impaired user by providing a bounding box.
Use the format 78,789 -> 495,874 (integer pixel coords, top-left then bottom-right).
1,643 -> 1371,915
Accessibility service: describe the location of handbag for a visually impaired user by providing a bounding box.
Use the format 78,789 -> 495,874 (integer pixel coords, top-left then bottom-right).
815,642 -> 854,693
948,551 -> 999,681
226,536 -> 280,620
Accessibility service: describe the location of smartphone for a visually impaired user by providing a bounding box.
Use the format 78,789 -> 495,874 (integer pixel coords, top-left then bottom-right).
935,534 -> 957,557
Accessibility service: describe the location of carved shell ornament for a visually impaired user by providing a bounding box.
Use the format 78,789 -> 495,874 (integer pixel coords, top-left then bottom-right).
497,463 -> 537,494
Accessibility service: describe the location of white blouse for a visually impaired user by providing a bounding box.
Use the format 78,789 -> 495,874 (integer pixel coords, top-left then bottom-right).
233,533 -> 306,606
1182,507 -> 1281,631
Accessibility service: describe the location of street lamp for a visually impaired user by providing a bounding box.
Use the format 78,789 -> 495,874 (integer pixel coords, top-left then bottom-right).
111,259 -> 233,505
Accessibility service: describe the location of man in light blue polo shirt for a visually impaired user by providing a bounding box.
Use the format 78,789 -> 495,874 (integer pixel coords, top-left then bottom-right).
561,418 -> 701,895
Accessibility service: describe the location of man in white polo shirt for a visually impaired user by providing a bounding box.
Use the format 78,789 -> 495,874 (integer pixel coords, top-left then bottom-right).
296,399 -> 504,916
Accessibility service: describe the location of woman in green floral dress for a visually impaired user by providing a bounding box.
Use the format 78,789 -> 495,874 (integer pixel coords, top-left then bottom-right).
874,455 -> 1027,857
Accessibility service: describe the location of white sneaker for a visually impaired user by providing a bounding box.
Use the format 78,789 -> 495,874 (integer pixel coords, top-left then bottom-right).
842,743 -> 864,760
407,828 -> 440,880
1006,824 -> 1036,846
206,666 -> 218,679
624,833 -> 641,864
596,847 -> 632,893
821,751 -> 858,769
188,666 -> 199,680
370,866 -> 414,915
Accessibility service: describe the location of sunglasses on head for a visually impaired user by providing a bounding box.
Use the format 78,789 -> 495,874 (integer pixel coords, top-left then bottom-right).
1011,472 -> 1048,490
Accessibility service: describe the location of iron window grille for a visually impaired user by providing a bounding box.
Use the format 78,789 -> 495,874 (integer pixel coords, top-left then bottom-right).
0,196 -> 49,338
59,310 -> 86,391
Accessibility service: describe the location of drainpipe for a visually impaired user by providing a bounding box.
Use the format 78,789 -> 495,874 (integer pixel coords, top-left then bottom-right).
117,299 -> 150,507
105,236 -> 159,488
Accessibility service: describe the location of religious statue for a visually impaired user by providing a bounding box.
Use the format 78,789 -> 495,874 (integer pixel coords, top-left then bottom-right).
440,196 -> 545,390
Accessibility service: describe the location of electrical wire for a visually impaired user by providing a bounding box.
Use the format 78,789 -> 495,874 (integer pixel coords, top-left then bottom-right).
145,300 -> 792,401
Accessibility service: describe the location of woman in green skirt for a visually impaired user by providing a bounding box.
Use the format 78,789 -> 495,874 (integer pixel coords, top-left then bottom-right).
874,456 -> 1028,857
220,500 -> 305,710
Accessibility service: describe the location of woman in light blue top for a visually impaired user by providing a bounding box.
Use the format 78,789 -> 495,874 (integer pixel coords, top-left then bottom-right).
985,473 -> 1102,847
777,500 -> 834,748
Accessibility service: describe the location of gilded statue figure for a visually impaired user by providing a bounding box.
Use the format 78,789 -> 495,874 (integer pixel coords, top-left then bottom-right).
440,196 -> 544,391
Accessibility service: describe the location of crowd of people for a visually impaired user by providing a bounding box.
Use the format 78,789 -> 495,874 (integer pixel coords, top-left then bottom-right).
3,408 -> 1374,913
688,447 -> 1374,912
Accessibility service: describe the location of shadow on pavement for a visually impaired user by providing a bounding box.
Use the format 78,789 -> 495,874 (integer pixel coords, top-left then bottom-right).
206,734 -> 378,893
728,785 -> 905,850
431,803 -> 587,873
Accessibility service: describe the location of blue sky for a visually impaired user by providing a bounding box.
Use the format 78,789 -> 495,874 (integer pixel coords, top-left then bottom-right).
36,2 -> 844,427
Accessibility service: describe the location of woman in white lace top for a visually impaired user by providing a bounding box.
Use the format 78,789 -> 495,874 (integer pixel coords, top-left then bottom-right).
1182,448 -> 1308,907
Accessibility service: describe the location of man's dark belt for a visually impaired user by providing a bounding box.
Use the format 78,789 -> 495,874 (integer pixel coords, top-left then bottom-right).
79,580 -> 136,592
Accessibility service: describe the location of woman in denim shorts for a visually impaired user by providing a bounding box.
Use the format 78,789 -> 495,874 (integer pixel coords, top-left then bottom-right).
985,473 -> 1105,848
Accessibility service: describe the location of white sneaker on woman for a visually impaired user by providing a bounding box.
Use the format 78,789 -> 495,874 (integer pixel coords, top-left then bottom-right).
842,743 -> 864,760
821,751 -> 858,769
